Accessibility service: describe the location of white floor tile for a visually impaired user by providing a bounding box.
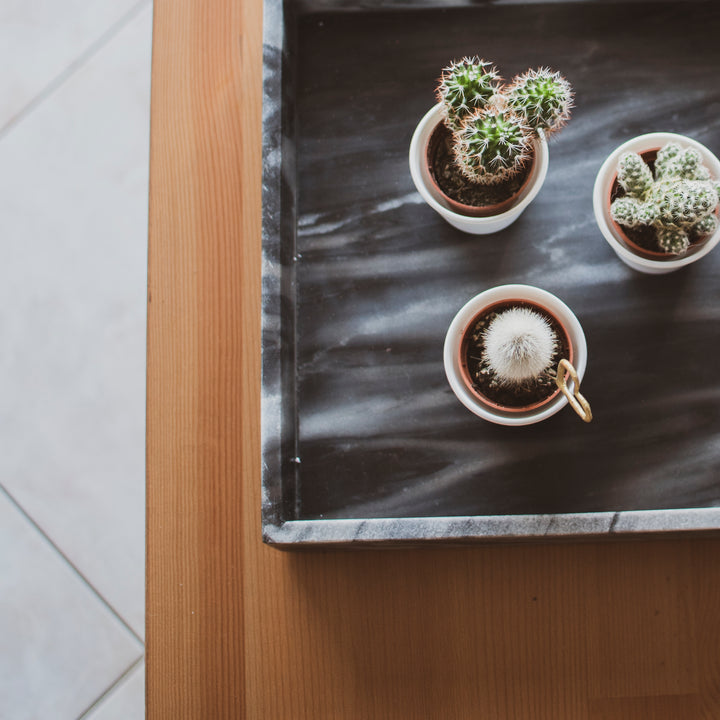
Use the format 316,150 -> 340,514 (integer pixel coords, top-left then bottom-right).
0,4 -> 151,637
0,0 -> 144,132
84,659 -> 145,720
0,491 -> 143,720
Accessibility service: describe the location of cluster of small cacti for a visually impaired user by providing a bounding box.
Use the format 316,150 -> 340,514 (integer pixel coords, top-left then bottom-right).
437,58 -> 573,185
483,307 -> 557,384
611,143 -> 720,254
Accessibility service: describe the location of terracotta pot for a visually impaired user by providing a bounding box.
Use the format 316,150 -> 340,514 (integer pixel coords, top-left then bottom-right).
444,285 -> 588,427
457,298 -> 573,414
593,132 -> 720,274
425,122 -> 534,218
409,105 -> 549,235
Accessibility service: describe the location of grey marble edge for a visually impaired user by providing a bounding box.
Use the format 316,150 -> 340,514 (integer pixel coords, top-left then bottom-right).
263,508 -> 720,547
259,0 -> 720,547
261,0 -> 287,529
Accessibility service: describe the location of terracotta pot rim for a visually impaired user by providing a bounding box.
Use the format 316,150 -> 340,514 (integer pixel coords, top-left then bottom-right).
458,298 -> 574,414
425,120 -> 535,218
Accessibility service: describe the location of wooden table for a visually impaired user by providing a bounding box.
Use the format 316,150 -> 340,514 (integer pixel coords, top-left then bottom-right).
146,0 -> 720,716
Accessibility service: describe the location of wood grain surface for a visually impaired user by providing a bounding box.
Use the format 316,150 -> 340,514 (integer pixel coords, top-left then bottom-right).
145,0 -> 720,717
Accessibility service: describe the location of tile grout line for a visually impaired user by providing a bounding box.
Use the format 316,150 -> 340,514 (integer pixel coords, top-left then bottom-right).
76,653 -> 145,719
0,483 -> 144,645
0,0 -> 152,142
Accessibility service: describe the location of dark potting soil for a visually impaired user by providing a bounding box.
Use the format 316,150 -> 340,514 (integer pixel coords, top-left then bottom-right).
463,301 -> 569,409
610,152 -> 708,254
431,125 -> 530,208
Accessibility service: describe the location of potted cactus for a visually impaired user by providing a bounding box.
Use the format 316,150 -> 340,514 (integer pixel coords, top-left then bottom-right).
594,132 -> 720,273
409,58 -> 573,234
444,285 -> 591,426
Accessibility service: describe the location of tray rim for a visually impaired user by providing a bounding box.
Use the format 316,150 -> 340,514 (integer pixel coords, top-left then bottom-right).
263,508 -> 720,547
260,0 -> 720,547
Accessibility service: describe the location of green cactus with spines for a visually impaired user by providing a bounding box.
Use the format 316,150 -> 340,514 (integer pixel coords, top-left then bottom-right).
671,148 -> 704,179
617,152 -> 654,199
436,57 -> 501,132
695,214 -> 719,236
435,58 -> 573,186
453,108 -> 532,184
657,226 -> 689,255
610,197 -> 639,226
505,68 -> 573,134
655,143 -> 710,180
610,143 -> 720,255
654,143 -> 682,179
654,180 -> 717,226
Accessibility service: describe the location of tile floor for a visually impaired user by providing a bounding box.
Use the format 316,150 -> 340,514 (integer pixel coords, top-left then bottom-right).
0,1 -> 151,717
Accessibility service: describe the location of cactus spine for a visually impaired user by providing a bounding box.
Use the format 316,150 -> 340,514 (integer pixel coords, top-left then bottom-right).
610,142 -> 720,255
436,59 -> 573,186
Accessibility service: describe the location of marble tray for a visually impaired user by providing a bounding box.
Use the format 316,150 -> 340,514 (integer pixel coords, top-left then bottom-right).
261,0 -> 720,547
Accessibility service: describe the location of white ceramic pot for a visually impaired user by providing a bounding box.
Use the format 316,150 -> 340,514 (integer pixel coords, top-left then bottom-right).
443,285 -> 588,426
409,105 -> 549,235
593,132 -> 720,274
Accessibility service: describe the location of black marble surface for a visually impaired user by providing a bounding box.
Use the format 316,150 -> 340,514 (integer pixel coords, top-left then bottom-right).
262,0 -> 720,544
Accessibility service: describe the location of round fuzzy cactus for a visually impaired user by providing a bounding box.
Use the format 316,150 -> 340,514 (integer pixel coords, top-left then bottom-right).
506,68 -> 573,134
610,143 -> 720,255
437,57 -> 501,132
483,307 -> 557,384
453,108 -> 533,185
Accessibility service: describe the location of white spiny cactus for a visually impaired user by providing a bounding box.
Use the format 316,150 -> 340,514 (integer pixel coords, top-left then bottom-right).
483,307 -> 557,384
